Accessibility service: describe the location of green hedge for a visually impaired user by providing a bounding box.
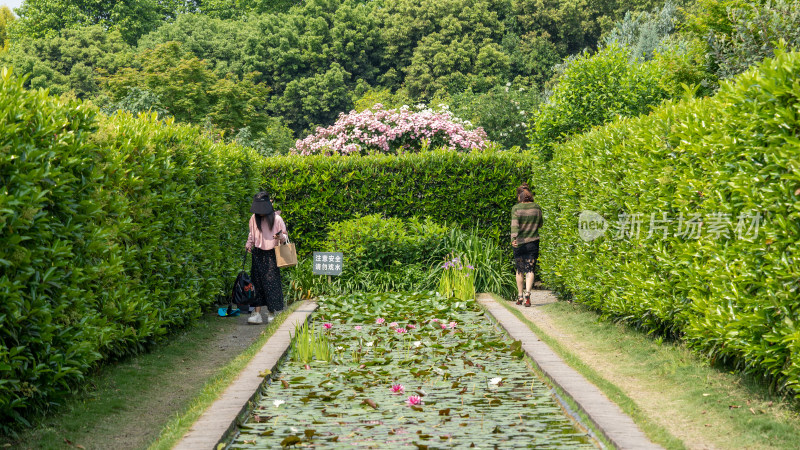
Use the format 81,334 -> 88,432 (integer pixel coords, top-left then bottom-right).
283,216 -> 517,299
536,51 -> 800,396
1,70 -> 539,429
0,69 -> 262,429
259,149 -> 539,255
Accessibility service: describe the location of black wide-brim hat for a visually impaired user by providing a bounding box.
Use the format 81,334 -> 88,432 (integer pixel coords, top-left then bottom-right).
250,191 -> 274,215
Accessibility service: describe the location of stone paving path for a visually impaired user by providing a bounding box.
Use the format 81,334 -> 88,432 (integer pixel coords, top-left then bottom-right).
174,300 -> 318,450
477,292 -> 663,450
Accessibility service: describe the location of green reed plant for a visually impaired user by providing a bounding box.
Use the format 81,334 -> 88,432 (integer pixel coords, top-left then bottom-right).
291,322 -> 315,364
314,329 -> 333,363
437,254 -> 476,300
428,226 -> 516,298
350,348 -> 363,364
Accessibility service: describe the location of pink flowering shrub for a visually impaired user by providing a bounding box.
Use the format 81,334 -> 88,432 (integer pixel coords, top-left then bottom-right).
292,104 -> 489,156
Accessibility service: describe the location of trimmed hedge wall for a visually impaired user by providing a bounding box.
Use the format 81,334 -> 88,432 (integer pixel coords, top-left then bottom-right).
536,51 -> 800,396
0,70 -> 262,429
259,149 -> 538,255
1,70 -> 538,428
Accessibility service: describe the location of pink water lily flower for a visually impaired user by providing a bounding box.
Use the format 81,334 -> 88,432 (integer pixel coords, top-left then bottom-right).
430,318 -> 439,323
323,323 -> 333,330
406,395 -> 422,406
440,324 -> 447,329
391,384 -> 405,394
396,328 -> 407,334
354,325 -> 362,330
407,324 -> 416,329
376,318 -> 385,325
449,321 -> 457,329
389,322 -> 398,327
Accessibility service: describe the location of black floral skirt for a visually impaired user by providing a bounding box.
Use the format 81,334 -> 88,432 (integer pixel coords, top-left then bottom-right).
513,240 -> 539,274
251,247 -> 284,313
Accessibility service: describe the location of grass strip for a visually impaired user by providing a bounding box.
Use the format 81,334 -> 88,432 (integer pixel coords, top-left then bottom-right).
1,309 -> 272,450
490,294 -> 685,450
537,299 -> 800,450
148,301 -> 303,450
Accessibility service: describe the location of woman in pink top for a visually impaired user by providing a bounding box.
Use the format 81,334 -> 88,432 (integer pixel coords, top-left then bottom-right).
245,192 -> 288,324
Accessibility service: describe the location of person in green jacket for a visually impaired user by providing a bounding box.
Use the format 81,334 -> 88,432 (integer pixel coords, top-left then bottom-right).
511,182 -> 543,307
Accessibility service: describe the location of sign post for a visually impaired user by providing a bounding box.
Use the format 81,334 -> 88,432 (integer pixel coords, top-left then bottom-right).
312,252 -> 343,278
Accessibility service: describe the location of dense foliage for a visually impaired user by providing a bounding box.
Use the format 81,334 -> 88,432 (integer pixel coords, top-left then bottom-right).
525,0 -> 800,159
284,216 -> 447,297
259,149 -> 537,253
704,0 -> 800,80
323,215 -> 447,271
0,7 -> 14,49
101,41 -> 278,137
10,0 -> 196,45
0,25 -> 131,99
449,84 -> 539,149
2,0 -> 667,147
0,70 -> 263,429
529,44 -> 669,159
536,51 -> 800,396
283,218 -> 516,300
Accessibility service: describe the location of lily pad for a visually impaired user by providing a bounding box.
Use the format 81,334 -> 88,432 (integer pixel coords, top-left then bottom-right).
229,292 -> 597,449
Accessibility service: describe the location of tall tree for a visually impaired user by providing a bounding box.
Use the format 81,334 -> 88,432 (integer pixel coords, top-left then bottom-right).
102,41 -> 273,135
0,25 -> 131,97
0,6 -> 14,49
12,0 -> 199,44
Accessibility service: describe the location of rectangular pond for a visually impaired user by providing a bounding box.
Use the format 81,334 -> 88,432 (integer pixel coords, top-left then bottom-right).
227,292 -> 599,448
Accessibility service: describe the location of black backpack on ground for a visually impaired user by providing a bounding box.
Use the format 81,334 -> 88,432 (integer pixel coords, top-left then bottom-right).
232,270 -> 254,306
223,251 -> 254,316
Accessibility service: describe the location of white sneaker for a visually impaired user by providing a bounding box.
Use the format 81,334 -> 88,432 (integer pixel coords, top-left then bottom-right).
266,313 -> 275,323
247,311 -> 263,324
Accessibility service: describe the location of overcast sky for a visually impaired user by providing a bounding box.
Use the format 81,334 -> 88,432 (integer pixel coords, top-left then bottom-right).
1,0 -> 23,14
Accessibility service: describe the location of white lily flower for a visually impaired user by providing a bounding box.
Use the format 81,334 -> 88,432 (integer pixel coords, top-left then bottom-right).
366,341 -> 374,347
273,399 -> 285,407
489,377 -> 503,386
413,341 -> 422,347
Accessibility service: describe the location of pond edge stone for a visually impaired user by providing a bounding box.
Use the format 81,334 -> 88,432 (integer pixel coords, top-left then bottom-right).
477,294 -> 663,450
174,300 -> 318,450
